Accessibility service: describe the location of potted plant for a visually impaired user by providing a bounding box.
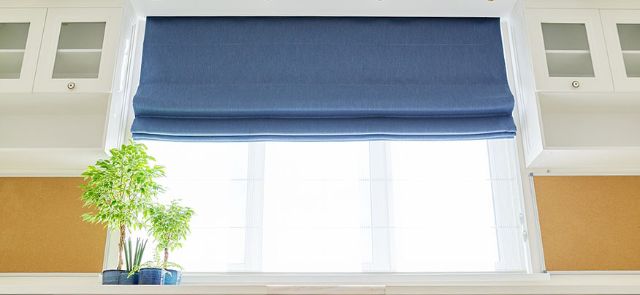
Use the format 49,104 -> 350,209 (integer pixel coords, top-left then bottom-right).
80,141 -> 165,285
120,238 -> 148,285
138,251 -> 166,285
145,200 -> 194,285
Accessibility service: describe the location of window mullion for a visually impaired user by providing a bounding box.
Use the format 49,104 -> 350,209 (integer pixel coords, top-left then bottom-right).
486,139 -> 527,272
237,142 -> 266,272
366,141 -> 393,272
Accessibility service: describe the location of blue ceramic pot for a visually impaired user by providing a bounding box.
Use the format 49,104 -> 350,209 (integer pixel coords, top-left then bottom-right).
118,272 -> 139,285
163,269 -> 182,285
102,270 -> 124,285
139,268 -> 165,285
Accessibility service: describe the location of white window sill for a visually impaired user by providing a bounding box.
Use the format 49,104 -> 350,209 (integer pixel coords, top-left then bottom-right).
1,272 -> 640,294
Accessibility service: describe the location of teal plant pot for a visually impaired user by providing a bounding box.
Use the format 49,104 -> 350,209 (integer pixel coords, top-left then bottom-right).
163,269 -> 182,285
102,270 -> 124,285
118,272 -> 139,285
139,268 -> 164,285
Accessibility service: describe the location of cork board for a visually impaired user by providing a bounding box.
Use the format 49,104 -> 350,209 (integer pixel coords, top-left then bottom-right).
534,176 -> 640,271
0,178 -> 106,272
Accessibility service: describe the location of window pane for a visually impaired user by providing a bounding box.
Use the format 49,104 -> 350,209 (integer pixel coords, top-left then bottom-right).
387,141 -> 517,272
138,140 -> 526,273
142,141 -> 249,271
262,142 -> 371,272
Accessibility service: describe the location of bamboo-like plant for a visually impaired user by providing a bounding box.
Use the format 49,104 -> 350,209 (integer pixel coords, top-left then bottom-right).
145,200 -> 194,268
124,237 -> 148,276
81,141 -> 165,270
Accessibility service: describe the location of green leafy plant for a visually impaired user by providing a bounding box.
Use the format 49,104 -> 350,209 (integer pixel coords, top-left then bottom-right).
141,250 -> 182,270
145,200 -> 194,269
81,141 -> 165,270
124,237 -> 148,276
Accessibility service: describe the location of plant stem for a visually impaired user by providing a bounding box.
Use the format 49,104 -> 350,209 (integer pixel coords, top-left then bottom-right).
164,247 -> 169,268
117,224 -> 126,270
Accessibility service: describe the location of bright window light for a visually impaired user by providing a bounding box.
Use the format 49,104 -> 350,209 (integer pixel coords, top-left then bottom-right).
139,139 -> 527,273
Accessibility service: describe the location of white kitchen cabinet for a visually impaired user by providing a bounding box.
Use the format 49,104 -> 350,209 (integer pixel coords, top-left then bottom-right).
34,8 -> 122,93
601,10 -> 640,92
0,4 -> 129,175
0,8 -> 45,92
526,9 -> 613,92
510,2 -> 640,172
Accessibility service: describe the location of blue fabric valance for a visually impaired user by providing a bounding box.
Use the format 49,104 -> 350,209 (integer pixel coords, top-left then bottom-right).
132,17 -> 516,141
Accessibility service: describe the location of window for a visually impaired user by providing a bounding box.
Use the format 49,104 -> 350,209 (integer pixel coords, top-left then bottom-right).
135,139 -> 527,273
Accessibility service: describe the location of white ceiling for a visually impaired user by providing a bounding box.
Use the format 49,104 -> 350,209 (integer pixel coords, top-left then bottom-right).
131,0 -> 518,17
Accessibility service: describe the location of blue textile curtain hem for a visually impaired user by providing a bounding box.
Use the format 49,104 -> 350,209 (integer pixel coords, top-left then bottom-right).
131,116 -> 516,141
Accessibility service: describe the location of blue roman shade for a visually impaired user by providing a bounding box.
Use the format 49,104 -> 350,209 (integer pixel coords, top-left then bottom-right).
132,17 -> 516,141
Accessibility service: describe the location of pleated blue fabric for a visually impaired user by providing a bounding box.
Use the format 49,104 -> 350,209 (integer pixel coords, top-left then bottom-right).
132,17 -> 515,141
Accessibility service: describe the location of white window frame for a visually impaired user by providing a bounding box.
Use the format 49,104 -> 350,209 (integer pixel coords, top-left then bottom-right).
101,16 -> 547,283
103,138 -> 532,280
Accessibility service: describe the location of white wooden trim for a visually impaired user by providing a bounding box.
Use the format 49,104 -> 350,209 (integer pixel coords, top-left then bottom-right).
102,229 -> 120,270
526,0 -> 640,10
505,1 -> 546,171
4,273 -> 640,294
127,0 -> 517,18
0,1 -> 124,8
500,11 -> 546,274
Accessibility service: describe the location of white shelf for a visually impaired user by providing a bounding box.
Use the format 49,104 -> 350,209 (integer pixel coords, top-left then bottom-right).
545,51 -> 595,77
0,148 -> 107,176
0,93 -> 109,152
52,50 -> 102,79
525,93 -> 640,170
0,93 -> 109,115
0,49 -> 26,53
57,48 -> 102,53
528,147 -> 640,170
545,49 -> 590,54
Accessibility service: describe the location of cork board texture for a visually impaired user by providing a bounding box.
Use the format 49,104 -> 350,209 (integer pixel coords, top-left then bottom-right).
0,178 -> 106,272
534,176 -> 640,271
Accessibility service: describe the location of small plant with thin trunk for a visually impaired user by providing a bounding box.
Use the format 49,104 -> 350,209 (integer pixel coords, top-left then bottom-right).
145,200 -> 194,269
81,141 -> 165,271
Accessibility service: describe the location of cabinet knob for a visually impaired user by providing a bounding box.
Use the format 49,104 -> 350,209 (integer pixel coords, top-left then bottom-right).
67,81 -> 76,90
571,80 -> 580,89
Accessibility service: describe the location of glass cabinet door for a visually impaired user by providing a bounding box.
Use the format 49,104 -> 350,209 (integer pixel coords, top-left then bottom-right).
0,23 -> 29,79
602,11 -> 640,92
34,8 -> 121,93
0,9 -> 46,92
527,9 -> 613,92
541,23 -> 595,78
52,22 -> 106,79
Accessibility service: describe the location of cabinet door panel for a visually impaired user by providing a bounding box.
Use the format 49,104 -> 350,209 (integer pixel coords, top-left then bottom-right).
526,9 -> 613,92
34,8 -> 121,93
0,8 -> 46,92
601,10 -> 640,92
